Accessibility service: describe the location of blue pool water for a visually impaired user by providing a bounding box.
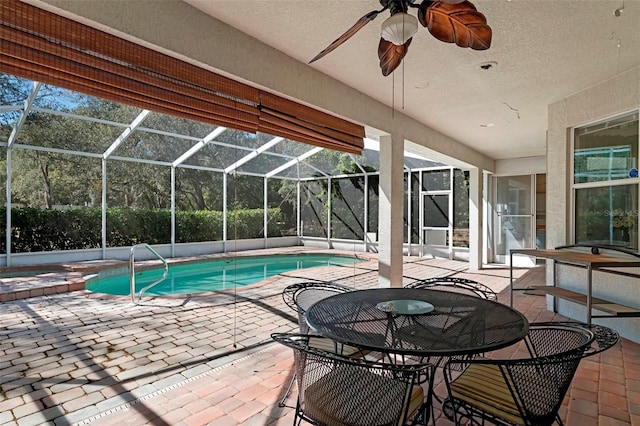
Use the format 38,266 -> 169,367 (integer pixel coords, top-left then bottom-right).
86,254 -> 363,296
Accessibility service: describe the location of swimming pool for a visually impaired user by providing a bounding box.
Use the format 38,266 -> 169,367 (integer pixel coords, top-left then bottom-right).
86,253 -> 364,296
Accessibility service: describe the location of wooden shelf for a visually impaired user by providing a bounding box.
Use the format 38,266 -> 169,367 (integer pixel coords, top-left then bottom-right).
510,248 -> 640,322
523,286 -> 640,317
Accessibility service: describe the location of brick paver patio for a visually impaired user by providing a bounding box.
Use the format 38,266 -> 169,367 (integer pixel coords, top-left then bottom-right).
1,248 -> 638,425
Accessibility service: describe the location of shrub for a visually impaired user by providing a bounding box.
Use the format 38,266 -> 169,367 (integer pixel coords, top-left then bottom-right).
0,206 -> 285,253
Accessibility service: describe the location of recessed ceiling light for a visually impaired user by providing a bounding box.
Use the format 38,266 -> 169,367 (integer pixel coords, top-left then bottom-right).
480,123 -> 495,128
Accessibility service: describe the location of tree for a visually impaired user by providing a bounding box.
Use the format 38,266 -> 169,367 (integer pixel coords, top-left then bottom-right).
11,112 -> 103,208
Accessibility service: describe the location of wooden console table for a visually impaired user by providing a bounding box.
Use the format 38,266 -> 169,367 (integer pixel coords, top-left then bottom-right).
510,248 -> 640,323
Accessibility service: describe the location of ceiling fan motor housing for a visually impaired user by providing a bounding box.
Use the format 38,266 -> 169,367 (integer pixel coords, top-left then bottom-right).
380,0 -> 415,14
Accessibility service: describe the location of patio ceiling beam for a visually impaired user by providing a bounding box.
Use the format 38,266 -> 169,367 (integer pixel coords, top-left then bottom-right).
200,137 -> 255,154
136,126 -> 203,142
7,81 -> 40,147
177,161 -> 301,180
205,137 -> 300,162
297,171 -> 374,182
172,126 -> 227,167
266,146 -> 324,178
174,163 -> 225,174
12,142 -> 103,159
107,155 -> 172,167
304,162 -> 333,178
0,105 -> 23,112
103,109 -> 150,159
224,136 -> 283,174
32,106 -> 130,128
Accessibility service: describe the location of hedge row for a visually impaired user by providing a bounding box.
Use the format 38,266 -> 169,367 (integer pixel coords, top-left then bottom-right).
0,207 -> 284,253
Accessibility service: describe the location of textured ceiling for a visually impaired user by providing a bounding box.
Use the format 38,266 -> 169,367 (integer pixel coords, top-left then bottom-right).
184,0 -> 639,161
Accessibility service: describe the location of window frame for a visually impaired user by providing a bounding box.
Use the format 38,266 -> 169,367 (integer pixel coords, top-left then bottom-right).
570,109 -> 640,249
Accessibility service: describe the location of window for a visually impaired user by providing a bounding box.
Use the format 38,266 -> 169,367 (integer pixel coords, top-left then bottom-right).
573,111 -> 639,249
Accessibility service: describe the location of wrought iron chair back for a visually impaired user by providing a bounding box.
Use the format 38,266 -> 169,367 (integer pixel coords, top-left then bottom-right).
272,333 -> 435,426
279,282 -> 354,408
402,276 -> 497,369
532,321 -> 620,357
444,322 -> 618,426
282,281 -> 353,334
405,276 -> 498,302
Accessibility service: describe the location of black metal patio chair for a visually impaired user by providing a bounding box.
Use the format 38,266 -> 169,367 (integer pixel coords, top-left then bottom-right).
401,276 -> 498,370
405,276 -> 498,302
535,321 -> 620,358
282,281 -> 354,334
272,333 -> 436,426
442,321 -> 619,426
279,282 -> 361,407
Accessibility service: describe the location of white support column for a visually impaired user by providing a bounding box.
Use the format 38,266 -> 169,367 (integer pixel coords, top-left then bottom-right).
263,178 -> 268,248
327,177 -> 332,247
363,173 -> 369,249
101,158 -> 107,259
448,167 -> 454,260
468,167 -> 483,271
296,163 -> 301,237
378,134 -> 405,288
406,170 -> 412,255
5,149 -> 11,267
170,166 -> 176,258
223,173 -> 228,252
483,171 -> 492,265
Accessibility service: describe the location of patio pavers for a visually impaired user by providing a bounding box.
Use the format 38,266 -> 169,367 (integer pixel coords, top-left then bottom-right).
0,249 -> 638,425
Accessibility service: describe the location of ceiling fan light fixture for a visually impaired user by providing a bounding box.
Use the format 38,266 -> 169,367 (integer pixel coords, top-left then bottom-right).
381,12 -> 419,45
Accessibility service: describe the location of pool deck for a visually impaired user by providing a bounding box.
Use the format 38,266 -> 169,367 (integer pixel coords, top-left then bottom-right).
0,247 -> 639,425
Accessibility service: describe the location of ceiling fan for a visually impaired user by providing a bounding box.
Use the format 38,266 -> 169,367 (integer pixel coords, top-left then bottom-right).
309,0 -> 492,76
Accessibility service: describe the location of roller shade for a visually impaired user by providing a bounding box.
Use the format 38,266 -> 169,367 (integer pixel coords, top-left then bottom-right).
0,0 -> 364,153
258,92 -> 366,152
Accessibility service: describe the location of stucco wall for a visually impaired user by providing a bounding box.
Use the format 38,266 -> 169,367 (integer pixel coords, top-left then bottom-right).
547,66 -> 640,342
495,156 -> 546,176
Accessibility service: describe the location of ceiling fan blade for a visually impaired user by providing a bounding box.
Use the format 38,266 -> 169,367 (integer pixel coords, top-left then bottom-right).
309,9 -> 384,64
418,0 -> 492,50
378,37 -> 412,77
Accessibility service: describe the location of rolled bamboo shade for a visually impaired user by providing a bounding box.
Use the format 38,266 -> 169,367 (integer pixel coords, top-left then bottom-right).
0,0 -> 364,153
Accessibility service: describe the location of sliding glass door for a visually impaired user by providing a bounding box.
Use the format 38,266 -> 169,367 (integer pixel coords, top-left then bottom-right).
492,175 -> 541,264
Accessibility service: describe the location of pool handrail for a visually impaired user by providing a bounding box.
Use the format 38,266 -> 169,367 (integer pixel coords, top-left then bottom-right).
129,243 -> 169,304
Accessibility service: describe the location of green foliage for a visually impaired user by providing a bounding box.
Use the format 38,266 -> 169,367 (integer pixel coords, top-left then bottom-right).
305,150 -> 369,177
0,206 -> 284,253
176,210 -> 223,243
300,180 -> 327,237
106,208 -> 171,246
331,177 -> 365,240
228,208 -> 284,239
3,206 -> 101,252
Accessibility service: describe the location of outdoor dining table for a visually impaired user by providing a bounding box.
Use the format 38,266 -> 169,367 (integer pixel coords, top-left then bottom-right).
305,288 -> 529,357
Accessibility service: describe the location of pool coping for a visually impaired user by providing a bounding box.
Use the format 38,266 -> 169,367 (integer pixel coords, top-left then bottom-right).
0,248 -> 374,303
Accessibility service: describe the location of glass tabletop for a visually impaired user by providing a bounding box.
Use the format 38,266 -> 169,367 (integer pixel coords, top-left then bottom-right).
376,299 -> 434,315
